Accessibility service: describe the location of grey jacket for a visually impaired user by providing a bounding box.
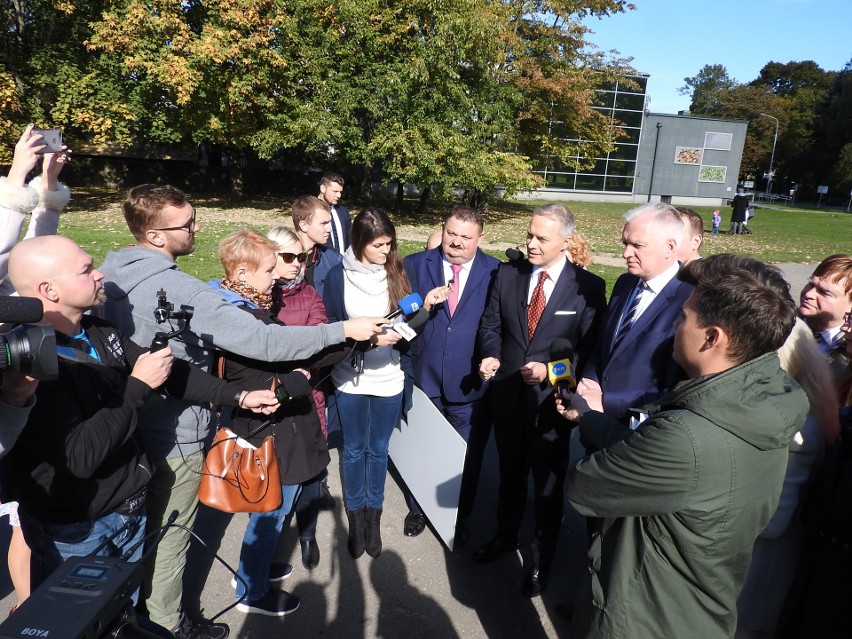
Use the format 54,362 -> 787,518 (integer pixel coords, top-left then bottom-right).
97,245 -> 345,460
568,352 -> 808,639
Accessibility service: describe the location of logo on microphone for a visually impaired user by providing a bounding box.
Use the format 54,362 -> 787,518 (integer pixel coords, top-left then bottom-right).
551,362 -> 567,376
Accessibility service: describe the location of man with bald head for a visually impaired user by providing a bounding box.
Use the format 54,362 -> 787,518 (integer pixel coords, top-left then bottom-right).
2,236 -> 277,608
577,202 -> 693,425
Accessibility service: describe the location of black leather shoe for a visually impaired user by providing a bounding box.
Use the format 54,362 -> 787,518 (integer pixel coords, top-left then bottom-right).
473,537 -> 518,563
522,564 -> 549,598
404,511 -> 427,537
300,538 -> 320,569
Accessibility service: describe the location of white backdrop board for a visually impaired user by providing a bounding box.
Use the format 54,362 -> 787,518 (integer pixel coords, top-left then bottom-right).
388,385 -> 467,551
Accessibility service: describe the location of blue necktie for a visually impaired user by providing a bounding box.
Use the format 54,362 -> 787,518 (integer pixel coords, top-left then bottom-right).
612,283 -> 645,351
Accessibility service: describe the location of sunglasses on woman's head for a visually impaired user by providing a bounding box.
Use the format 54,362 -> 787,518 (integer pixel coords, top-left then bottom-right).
279,252 -> 308,264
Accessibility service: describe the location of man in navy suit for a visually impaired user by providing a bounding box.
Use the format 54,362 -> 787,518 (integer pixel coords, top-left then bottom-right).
475,204 -> 607,597
576,202 -> 692,426
401,206 -> 500,543
318,173 -> 351,253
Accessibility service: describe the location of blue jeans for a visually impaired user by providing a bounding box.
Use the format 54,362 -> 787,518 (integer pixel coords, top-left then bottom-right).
235,483 -> 301,600
337,391 -> 402,510
20,509 -> 146,600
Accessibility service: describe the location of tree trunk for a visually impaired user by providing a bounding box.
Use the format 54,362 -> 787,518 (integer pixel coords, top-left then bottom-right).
394,180 -> 404,213
226,147 -> 245,200
416,184 -> 431,216
360,161 -> 374,200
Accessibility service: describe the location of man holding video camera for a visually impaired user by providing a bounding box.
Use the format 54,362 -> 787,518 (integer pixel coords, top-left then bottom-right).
2,236 -> 278,606
97,184 -> 384,638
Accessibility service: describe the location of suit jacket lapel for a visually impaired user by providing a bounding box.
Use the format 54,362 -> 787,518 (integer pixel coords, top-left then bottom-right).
453,251 -> 487,318
613,277 -> 678,352
516,261 -> 533,341
533,260 -> 577,337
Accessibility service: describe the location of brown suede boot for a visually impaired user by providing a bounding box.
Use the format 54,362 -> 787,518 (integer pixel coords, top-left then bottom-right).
346,508 -> 366,558
365,508 -> 383,558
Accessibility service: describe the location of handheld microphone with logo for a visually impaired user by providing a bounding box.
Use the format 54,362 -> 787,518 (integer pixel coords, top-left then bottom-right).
547,338 -> 576,393
391,306 -> 429,341
385,293 -> 424,321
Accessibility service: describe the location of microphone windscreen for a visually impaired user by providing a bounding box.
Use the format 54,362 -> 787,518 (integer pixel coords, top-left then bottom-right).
280,371 -> 312,399
405,308 -> 430,331
398,292 -> 424,315
549,338 -> 575,362
505,247 -> 524,262
0,295 -> 44,324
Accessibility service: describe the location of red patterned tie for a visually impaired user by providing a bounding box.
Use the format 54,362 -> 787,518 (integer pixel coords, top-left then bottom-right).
527,271 -> 548,340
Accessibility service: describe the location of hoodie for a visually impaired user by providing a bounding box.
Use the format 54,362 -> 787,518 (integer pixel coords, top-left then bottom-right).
96,245 -> 345,460
567,352 -> 809,639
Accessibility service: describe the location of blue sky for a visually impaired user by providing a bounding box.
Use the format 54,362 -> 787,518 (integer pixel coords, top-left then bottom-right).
582,0 -> 852,113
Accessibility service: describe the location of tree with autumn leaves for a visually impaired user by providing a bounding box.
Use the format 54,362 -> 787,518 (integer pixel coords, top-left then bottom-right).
1,0 -> 633,202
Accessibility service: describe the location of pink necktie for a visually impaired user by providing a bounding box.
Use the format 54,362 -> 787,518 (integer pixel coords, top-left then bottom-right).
448,263 -> 463,316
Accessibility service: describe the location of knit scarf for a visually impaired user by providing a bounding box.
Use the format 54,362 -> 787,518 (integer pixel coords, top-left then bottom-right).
220,278 -> 272,310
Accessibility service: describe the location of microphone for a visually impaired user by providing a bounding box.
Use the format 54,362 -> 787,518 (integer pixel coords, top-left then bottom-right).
547,338 -> 576,392
505,246 -> 524,262
0,295 -> 43,323
274,370 -> 312,404
385,292 -> 424,321
391,307 -> 429,341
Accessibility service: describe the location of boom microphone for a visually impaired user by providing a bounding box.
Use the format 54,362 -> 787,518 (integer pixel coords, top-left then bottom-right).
0,295 -> 43,323
547,338 -> 576,392
385,292 -> 424,321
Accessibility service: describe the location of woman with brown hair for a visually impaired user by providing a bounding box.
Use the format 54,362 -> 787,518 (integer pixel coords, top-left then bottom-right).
322,208 -> 412,559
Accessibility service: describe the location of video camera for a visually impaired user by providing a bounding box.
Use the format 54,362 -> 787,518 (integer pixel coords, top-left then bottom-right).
0,296 -> 58,380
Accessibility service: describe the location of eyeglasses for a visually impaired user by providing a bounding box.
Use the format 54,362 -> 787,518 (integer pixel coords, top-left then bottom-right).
278,252 -> 308,264
153,208 -> 197,233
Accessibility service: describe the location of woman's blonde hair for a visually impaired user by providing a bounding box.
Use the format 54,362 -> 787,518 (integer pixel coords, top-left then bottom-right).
567,232 -> 592,268
267,226 -> 301,250
778,318 -> 841,444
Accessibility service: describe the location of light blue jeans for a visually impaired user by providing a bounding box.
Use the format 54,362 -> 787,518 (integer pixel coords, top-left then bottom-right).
21,509 -> 146,602
336,391 -> 403,510
235,483 -> 301,600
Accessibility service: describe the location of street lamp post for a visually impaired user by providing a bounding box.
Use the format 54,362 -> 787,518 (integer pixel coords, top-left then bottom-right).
759,113 -> 779,196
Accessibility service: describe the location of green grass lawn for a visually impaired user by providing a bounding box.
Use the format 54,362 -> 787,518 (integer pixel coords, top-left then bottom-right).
57,189 -> 852,295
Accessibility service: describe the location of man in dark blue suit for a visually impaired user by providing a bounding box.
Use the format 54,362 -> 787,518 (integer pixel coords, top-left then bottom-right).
475,204 -> 607,597
576,202 -> 692,426
401,205 -> 500,544
318,173 -> 351,253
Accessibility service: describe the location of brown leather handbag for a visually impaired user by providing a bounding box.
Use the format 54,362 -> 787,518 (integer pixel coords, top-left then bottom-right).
198,426 -> 282,513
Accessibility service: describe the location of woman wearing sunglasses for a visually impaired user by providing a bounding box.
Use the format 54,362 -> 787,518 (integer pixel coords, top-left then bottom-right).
267,226 -> 330,572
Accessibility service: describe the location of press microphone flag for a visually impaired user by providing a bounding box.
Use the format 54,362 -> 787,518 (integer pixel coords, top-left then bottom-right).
547,338 -> 576,391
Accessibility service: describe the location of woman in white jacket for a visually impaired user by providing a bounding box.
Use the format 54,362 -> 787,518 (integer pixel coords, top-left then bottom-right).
0,124 -> 70,610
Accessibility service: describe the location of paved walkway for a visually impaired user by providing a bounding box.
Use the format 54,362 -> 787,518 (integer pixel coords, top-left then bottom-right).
0,263 -> 814,638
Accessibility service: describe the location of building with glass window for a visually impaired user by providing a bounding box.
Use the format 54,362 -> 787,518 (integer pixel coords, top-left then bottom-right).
530,74 -> 748,206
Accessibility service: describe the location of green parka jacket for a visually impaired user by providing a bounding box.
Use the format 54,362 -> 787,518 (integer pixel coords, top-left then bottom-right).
567,352 -> 808,639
